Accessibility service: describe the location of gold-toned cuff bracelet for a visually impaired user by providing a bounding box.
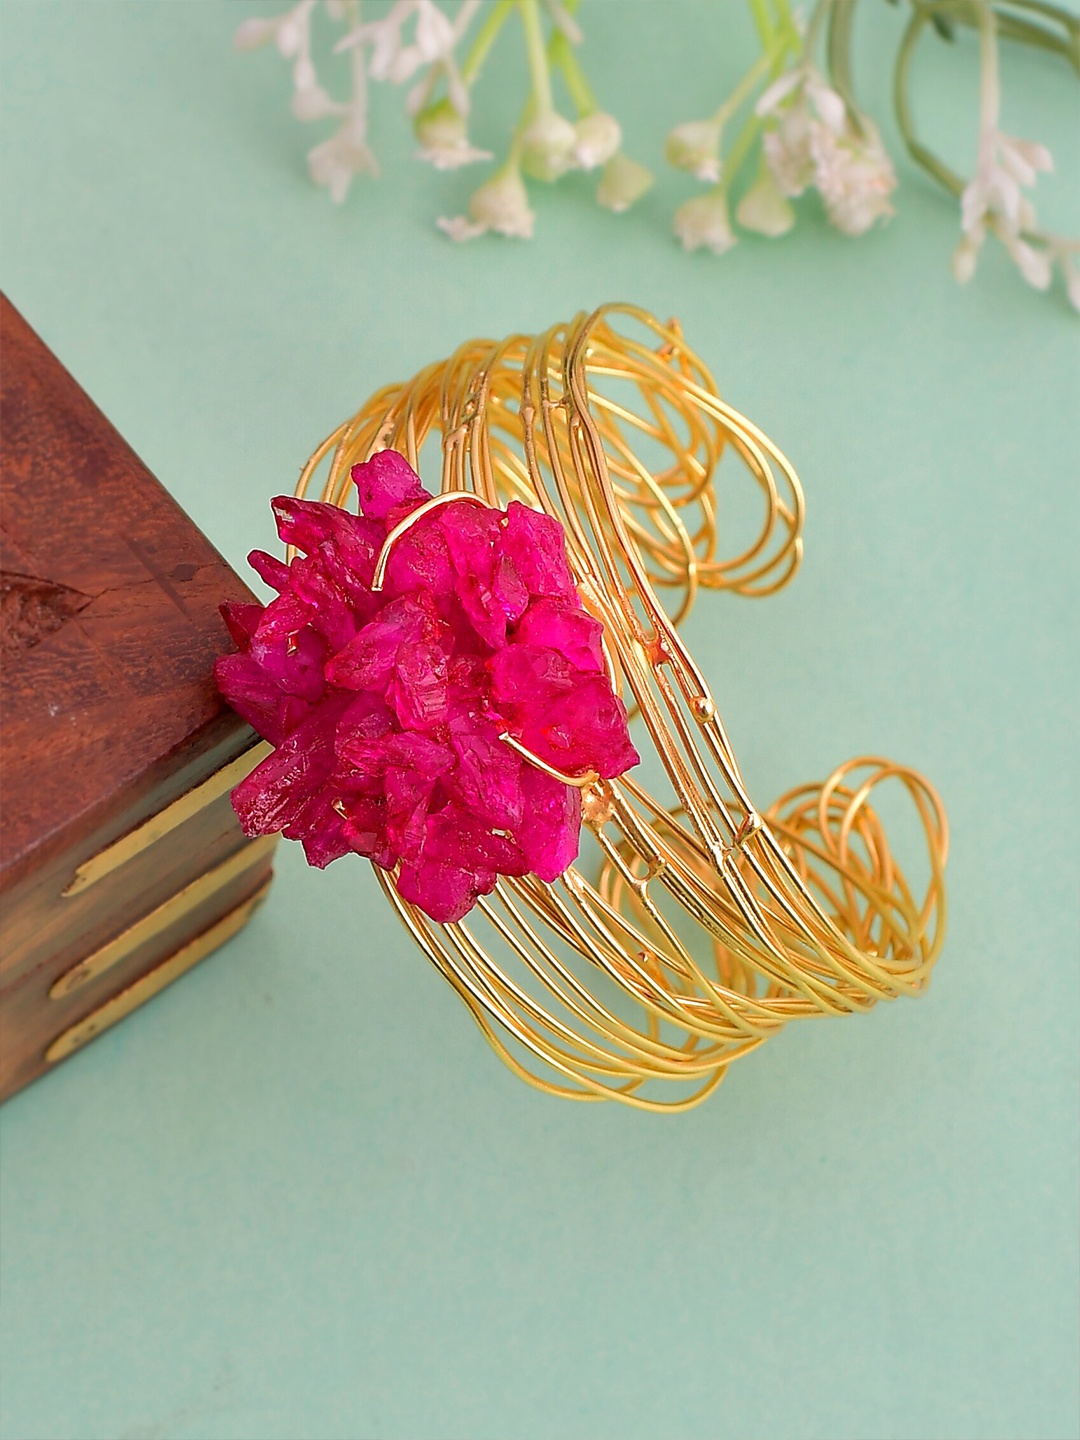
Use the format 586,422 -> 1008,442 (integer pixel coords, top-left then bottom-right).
233,303 -> 948,1111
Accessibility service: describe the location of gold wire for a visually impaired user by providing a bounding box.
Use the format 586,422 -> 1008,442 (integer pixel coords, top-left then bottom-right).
295,304 -> 948,1109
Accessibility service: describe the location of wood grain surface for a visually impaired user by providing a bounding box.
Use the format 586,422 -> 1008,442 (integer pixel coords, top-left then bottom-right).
0,294 -> 257,889
0,294 -> 274,1098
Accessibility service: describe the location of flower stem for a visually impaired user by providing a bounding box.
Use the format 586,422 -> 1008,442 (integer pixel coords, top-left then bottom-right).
747,0 -> 775,47
549,0 -> 598,116
714,28 -> 795,126
461,0 -> 514,88
826,0 -> 864,130
893,3 -> 966,197
519,0 -> 555,113
913,0 -> 1079,64
770,0 -> 797,30
893,0 -> 1079,198
976,2 -> 1001,138
721,112 -> 765,195
803,0 -> 835,63
500,126 -> 526,172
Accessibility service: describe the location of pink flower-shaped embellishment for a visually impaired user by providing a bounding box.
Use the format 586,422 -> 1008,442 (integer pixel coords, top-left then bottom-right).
215,452 -> 640,923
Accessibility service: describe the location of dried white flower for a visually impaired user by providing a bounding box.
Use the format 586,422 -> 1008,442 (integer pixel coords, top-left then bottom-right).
665,118 -> 724,183
341,0 -> 447,82
674,190 -> 737,255
1009,236 -> 1053,289
337,0 -> 477,115
521,109 -> 579,182
762,117 -> 814,198
238,0 -> 378,198
944,12 -> 1068,298
758,68 -> 846,191
291,55 -> 341,121
810,117 -> 896,235
596,152 -> 654,213
308,118 -> 379,203
392,3 -> 453,82
237,1 -> 339,129
438,162 -> 535,241
414,97 -> 492,169
951,233 -> 980,285
757,64 -> 895,235
735,162 -> 795,237
274,0 -> 318,59
958,127 -> 1054,289
962,130 -> 1052,235
234,15 -> 285,52
572,112 -> 622,171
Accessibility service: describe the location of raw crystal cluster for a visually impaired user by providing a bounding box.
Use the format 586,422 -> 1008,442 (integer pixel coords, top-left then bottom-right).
216,452 -> 639,922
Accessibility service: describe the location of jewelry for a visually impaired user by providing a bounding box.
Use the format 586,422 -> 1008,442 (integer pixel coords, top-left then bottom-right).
219,304 -> 947,1110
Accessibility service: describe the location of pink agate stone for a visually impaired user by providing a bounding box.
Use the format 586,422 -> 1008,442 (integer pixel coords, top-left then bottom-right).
215,455 -> 639,923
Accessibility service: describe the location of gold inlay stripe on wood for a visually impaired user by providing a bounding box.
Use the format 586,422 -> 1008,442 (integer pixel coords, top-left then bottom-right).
62,740 -> 272,896
44,879 -> 272,1065
50,835 -> 278,1000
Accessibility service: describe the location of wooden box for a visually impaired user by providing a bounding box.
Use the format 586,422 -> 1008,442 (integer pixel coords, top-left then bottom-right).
0,295 -> 276,1100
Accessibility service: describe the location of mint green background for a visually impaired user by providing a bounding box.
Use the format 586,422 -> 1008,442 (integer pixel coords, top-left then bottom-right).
1,4 -> 1078,1438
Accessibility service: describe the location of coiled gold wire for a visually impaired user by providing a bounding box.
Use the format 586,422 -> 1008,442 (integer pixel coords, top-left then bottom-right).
293,304 -> 948,1110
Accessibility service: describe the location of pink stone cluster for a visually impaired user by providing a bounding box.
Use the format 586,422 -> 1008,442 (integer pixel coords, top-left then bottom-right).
215,452 -> 639,923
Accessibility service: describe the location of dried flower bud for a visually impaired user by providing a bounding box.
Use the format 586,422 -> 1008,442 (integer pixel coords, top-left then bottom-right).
1008,237 -> 1052,290
572,112 -> 622,171
665,118 -> 723,183
469,165 -> 534,237
308,121 -> 379,203
674,190 -> 737,255
234,16 -> 280,52
292,81 -> 339,122
275,1 -> 316,60
521,110 -> 579,182
951,234 -> 980,285
735,163 -> 795,237
414,97 -> 492,171
439,163 -> 535,241
810,118 -> 896,236
596,153 -> 654,213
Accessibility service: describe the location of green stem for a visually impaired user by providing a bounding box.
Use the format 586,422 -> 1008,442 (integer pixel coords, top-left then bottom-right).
460,0 -> 514,88
550,0 -> 598,116
803,0 -> 835,64
826,0 -> 864,128
893,0 -> 1070,197
770,0 -> 797,29
937,0 -> 1080,71
714,28 -> 796,126
893,3 -> 969,198
720,112 -> 766,195
995,12 -> 1074,55
502,125 -> 525,169
519,0 -> 554,112
997,0 -> 1080,37
747,0 -> 775,48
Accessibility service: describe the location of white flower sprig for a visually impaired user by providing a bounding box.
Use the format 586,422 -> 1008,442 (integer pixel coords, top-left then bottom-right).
894,0 -> 1078,310
235,0 -> 649,232
438,0 -> 638,240
756,64 -> 897,237
233,0 -> 1078,307
667,3 -> 897,257
949,5 -> 1059,295
237,0 -> 378,201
